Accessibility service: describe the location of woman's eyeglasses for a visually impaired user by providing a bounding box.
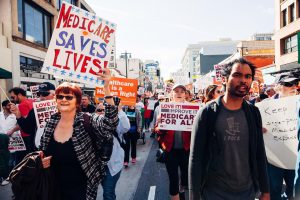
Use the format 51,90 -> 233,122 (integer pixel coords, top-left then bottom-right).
96,109 -> 104,112
37,91 -> 50,97
281,82 -> 297,87
56,95 -> 74,101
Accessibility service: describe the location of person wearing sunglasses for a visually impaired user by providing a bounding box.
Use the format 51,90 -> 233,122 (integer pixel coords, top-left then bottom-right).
96,103 -> 105,115
39,68 -> 118,200
10,82 -> 56,151
266,72 -> 299,200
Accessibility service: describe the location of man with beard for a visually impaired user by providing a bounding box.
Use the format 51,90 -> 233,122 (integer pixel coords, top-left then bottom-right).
189,58 -> 270,200
9,87 -> 34,163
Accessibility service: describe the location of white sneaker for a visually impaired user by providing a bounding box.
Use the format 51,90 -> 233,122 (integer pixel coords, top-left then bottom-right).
1,180 -> 9,186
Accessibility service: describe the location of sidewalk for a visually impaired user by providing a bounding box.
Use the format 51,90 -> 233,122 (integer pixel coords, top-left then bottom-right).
0,132 -> 154,200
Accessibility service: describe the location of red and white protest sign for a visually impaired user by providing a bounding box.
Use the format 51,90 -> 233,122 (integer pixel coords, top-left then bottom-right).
33,100 -> 57,147
9,132 -> 26,152
159,102 -> 200,131
41,2 -> 116,86
214,64 -> 223,82
30,85 -> 39,101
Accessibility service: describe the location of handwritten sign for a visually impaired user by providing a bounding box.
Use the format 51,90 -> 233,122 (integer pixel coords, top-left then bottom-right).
256,95 -> 300,169
33,100 -> 57,147
8,132 -> 26,152
41,2 -> 116,86
30,85 -> 39,101
147,100 -> 156,110
95,77 -> 138,106
214,65 -> 223,82
159,102 -> 200,131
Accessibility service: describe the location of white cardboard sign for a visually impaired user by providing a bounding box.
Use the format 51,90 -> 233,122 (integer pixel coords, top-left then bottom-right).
41,2 -> 116,86
8,132 -> 26,152
159,102 -> 200,131
256,95 -> 300,169
33,100 -> 57,147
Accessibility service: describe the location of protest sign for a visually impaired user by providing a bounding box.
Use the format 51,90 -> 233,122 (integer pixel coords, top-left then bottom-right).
30,85 -> 40,100
214,64 -> 223,82
159,102 -> 200,131
41,2 -> 116,86
256,95 -> 300,169
147,100 -> 156,110
95,77 -> 138,106
33,100 -> 57,147
8,132 -> 26,152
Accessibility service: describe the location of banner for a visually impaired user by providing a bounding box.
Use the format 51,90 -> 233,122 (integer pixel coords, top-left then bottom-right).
95,77 -> 138,106
41,2 -> 116,86
30,85 -> 39,101
33,100 -> 57,147
256,95 -> 300,169
8,132 -> 26,152
159,102 -> 200,131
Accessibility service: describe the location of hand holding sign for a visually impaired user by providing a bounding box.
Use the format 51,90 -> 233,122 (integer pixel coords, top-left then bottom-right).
97,68 -> 111,88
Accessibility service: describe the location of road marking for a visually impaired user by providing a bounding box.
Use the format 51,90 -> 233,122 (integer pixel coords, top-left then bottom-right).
147,186 -> 156,200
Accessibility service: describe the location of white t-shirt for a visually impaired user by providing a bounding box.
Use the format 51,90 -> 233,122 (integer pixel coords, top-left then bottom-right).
135,102 -> 144,111
0,112 -> 17,134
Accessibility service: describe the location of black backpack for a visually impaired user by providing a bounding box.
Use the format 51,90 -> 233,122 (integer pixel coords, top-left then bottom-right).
82,114 -> 113,162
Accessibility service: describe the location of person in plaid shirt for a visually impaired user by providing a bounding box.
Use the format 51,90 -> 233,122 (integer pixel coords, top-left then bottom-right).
39,68 -> 119,200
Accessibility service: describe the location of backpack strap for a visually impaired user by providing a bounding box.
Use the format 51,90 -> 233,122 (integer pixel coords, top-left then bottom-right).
83,113 -> 92,135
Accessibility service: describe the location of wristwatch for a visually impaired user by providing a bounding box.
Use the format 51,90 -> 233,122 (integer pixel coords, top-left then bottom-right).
104,95 -> 113,99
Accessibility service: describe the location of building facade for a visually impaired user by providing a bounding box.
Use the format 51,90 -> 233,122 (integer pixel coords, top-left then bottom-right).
274,0 -> 300,71
181,39 -> 239,83
0,0 -> 93,102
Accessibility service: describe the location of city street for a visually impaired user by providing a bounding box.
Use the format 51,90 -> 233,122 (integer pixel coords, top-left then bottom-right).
0,132 -> 171,200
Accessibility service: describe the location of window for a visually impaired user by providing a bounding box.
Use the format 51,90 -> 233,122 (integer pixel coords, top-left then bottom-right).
289,3 -> 295,22
18,0 -> 52,47
20,56 -> 55,80
57,0 -> 76,10
81,3 -> 89,11
282,9 -> 287,27
284,34 -> 298,54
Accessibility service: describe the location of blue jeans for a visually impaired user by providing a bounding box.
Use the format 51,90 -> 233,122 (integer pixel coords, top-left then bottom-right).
268,163 -> 295,200
101,167 -> 122,200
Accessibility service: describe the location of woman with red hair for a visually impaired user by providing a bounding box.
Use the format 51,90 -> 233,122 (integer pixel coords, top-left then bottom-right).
40,68 -> 119,200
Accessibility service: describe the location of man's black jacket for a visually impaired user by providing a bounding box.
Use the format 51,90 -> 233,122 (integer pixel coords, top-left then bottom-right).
188,96 -> 269,200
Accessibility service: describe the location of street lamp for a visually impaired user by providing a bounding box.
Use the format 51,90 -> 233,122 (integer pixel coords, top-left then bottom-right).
121,51 -> 131,78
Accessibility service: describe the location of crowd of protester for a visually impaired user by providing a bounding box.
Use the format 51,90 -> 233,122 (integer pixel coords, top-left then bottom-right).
0,57 -> 299,200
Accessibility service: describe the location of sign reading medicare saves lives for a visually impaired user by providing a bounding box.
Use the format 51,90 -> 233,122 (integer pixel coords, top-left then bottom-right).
159,102 -> 200,131
256,95 -> 300,170
41,2 -> 116,86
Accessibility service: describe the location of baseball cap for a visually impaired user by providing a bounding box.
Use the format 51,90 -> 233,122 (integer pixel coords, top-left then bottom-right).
38,82 -> 55,92
172,84 -> 186,91
275,72 -> 299,84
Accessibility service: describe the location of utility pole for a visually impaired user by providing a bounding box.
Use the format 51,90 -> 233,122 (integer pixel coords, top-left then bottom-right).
121,51 -> 131,78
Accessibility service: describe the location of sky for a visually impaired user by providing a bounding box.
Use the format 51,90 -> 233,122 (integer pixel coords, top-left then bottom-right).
85,0 -> 274,78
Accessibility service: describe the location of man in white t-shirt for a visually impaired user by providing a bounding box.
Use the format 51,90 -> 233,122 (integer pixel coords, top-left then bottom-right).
0,100 -> 19,186
135,95 -> 144,111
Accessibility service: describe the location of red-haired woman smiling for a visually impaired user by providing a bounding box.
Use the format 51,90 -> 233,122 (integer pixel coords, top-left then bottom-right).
40,68 -> 118,200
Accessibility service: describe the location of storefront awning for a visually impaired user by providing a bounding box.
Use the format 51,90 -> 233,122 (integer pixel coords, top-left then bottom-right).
0,68 -> 12,79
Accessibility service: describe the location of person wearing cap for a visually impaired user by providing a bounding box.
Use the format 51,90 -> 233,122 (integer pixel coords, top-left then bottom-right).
10,82 -> 56,150
155,84 -> 191,200
265,72 -> 299,200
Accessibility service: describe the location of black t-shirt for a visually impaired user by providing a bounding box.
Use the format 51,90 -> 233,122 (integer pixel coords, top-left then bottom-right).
81,104 -> 96,113
45,135 -> 87,200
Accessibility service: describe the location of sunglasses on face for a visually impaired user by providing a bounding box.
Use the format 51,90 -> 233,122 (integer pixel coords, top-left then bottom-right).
281,82 -> 297,87
56,94 -> 74,101
37,91 -> 50,97
216,90 -> 223,94
97,108 -> 104,112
